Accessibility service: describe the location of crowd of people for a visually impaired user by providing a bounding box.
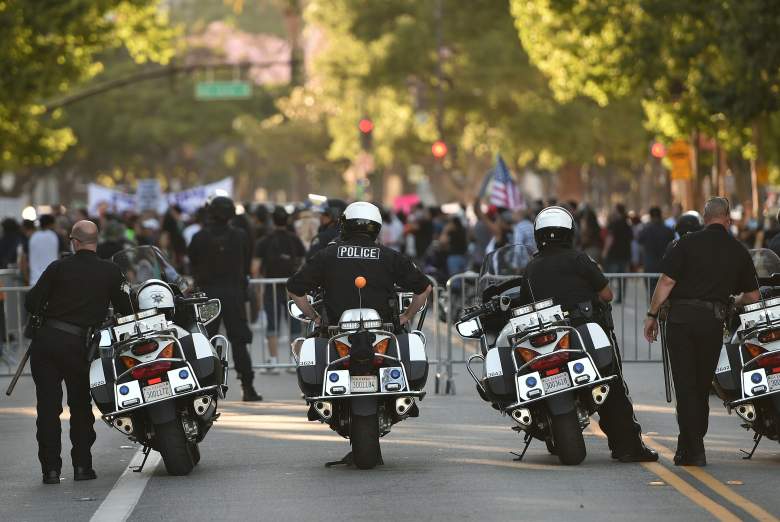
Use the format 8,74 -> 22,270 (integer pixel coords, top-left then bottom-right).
4,197 -> 780,290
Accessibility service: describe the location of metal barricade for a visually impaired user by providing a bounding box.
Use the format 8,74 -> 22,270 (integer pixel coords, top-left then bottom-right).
0,279 -> 30,377
247,278 -> 297,371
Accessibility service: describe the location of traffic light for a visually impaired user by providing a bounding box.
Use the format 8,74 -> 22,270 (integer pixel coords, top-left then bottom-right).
359,118 -> 373,150
650,142 -> 666,159
431,140 -> 448,159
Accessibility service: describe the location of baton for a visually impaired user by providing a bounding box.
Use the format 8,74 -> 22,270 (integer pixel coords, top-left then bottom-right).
5,344 -> 31,396
659,318 -> 674,403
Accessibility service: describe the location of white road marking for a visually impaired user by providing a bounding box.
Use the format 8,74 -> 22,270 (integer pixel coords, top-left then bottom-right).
89,449 -> 161,522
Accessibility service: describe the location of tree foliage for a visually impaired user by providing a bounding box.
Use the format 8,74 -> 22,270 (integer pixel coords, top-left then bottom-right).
0,0 -> 176,171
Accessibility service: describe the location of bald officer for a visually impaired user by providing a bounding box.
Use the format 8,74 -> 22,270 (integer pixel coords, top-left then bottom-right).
25,221 -> 131,484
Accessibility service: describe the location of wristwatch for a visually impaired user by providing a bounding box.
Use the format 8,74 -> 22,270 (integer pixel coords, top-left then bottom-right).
646,311 -> 658,319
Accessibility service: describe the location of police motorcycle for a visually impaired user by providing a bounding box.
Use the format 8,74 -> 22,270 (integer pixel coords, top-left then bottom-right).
88,246 -> 228,476
712,248 -> 780,458
288,277 -> 429,470
456,244 -> 617,465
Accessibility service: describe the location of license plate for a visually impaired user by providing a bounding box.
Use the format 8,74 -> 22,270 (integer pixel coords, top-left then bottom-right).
542,372 -> 572,394
142,381 -> 172,402
768,373 -> 780,391
350,376 -> 378,393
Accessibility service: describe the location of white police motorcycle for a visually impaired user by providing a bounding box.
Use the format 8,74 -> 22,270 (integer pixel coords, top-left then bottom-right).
288,277 -> 429,469
712,248 -> 780,458
88,246 -> 228,475
456,244 -> 617,465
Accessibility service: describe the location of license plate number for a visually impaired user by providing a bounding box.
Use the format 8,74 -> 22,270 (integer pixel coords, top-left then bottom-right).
142,381 -> 172,402
542,372 -> 572,394
351,376 -> 378,393
768,373 -> 780,391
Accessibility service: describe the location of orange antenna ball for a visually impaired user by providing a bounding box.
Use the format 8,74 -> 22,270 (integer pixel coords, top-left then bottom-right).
354,276 -> 367,289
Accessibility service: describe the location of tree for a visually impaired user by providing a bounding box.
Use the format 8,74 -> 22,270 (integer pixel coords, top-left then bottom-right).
0,0 -> 176,176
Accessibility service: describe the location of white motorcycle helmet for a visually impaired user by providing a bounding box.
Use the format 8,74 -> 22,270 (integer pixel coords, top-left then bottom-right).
137,279 -> 175,316
534,206 -> 575,248
339,201 -> 383,241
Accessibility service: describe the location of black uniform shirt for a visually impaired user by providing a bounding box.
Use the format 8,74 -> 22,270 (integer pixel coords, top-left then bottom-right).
287,236 -> 430,324
188,224 -> 251,289
661,224 -> 757,311
25,250 -> 132,328
524,245 -> 609,309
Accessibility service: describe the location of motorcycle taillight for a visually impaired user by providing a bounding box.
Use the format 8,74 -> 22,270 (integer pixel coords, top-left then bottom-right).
528,351 -> 571,372
529,332 -> 557,348
753,351 -> 780,369
130,362 -> 172,380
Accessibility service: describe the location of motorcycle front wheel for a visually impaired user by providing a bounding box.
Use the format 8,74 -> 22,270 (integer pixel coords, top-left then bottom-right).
155,420 -> 195,476
351,414 -> 380,470
550,411 -> 586,465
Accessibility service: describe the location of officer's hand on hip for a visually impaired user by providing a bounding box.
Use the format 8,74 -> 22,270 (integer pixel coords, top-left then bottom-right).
643,317 -> 658,343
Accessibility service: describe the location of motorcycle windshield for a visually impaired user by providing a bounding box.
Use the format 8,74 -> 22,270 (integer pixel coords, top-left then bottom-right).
750,248 -> 780,280
112,246 -> 190,294
477,244 -> 536,301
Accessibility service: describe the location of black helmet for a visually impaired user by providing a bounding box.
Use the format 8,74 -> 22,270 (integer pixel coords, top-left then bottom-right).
675,211 -> 702,237
208,196 -> 236,224
339,202 -> 382,241
323,198 -> 347,222
533,206 -> 575,249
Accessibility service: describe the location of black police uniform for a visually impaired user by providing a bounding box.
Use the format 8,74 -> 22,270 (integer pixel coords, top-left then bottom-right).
25,250 -> 131,476
660,223 -> 757,458
188,223 -> 255,389
524,245 -> 646,457
306,222 -> 340,261
287,236 -> 429,326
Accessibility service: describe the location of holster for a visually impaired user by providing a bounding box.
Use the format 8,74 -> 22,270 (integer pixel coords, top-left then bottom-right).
669,298 -> 726,321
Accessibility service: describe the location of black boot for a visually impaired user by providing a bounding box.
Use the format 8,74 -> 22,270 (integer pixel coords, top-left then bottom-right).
617,444 -> 658,463
242,385 -> 263,402
74,466 -> 97,481
42,470 -> 60,485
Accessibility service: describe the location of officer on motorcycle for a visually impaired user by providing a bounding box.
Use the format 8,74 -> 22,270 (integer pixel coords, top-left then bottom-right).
188,196 -> 262,402
523,206 -> 658,463
287,201 -> 431,333
306,198 -> 347,260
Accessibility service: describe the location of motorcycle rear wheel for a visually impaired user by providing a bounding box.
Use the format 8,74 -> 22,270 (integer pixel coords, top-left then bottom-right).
351,414 -> 380,470
155,420 -> 195,476
550,411 -> 586,465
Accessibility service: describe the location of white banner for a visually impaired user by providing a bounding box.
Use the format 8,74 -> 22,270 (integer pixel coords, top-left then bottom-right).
87,178 -> 234,216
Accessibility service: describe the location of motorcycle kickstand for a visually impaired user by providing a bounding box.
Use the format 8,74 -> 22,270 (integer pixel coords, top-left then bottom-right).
740,432 -> 763,460
132,445 -> 152,473
510,432 -> 533,462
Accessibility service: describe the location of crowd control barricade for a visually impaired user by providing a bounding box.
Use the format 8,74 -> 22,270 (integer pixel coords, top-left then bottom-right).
440,271 -> 663,395
0,269 -> 30,377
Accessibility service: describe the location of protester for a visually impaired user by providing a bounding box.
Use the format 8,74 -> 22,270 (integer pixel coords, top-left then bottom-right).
28,215 -> 59,285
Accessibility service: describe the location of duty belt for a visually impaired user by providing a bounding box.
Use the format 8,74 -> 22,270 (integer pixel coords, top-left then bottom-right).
44,318 -> 88,338
669,298 -> 726,319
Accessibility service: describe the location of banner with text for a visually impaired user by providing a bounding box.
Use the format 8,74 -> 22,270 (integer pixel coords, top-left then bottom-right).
87,178 -> 234,216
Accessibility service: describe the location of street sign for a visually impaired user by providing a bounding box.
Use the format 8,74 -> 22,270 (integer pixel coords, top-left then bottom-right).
195,81 -> 252,100
668,139 -> 691,181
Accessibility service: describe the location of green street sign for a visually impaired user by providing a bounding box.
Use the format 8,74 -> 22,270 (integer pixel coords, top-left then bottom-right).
195,81 -> 252,100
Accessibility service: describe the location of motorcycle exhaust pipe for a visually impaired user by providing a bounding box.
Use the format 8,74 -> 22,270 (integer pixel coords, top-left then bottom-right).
396,396 -> 414,416
113,416 -> 134,435
314,401 -> 333,420
511,408 -> 532,427
735,403 -> 756,423
193,396 -> 214,417
592,384 -> 610,406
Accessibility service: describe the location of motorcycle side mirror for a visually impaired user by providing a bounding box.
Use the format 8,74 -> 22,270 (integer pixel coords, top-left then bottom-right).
196,299 -> 221,325
288,295 -> 314,322
456,318 -> 482,339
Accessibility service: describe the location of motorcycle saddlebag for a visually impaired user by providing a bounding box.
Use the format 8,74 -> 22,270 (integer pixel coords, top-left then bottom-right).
484,347 -> 516,402
714,345 -> 738,396
394,332 -> 428,390
182,332 -> 223,387
89,358 -> 116,414
573,323 -> 614,370
297,337 -> 330,396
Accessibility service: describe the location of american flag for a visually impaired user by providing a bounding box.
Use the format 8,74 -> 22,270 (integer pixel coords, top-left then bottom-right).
487,154 -> 524,210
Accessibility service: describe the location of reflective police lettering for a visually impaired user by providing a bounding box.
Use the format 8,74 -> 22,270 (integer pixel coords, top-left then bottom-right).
337,246 -> 380,259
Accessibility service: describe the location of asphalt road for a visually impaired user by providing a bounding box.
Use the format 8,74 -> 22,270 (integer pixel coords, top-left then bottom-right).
1,363 -> 779,522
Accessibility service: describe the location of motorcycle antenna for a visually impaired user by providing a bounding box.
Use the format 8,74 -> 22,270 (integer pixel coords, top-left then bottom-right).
355,276 -> 367,326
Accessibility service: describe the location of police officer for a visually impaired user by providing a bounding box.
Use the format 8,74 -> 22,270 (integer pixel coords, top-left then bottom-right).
306,198 -> 347,260
645,197 -> 759,466
524,206 -> 658,462
188,196 -> 262,402
287,201 -> 431,335
25,220 -> 131,484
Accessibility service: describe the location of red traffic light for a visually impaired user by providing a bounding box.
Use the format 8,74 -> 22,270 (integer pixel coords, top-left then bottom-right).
650,142 -> 666,158
431,140 -> 448,159
358,118 -> 374,134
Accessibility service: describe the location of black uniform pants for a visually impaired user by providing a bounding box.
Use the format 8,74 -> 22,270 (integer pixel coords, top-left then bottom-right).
666,317 -> 722,455
30,325 -> 95,473
596,338 -> 643,454
205,287 -> 254,387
